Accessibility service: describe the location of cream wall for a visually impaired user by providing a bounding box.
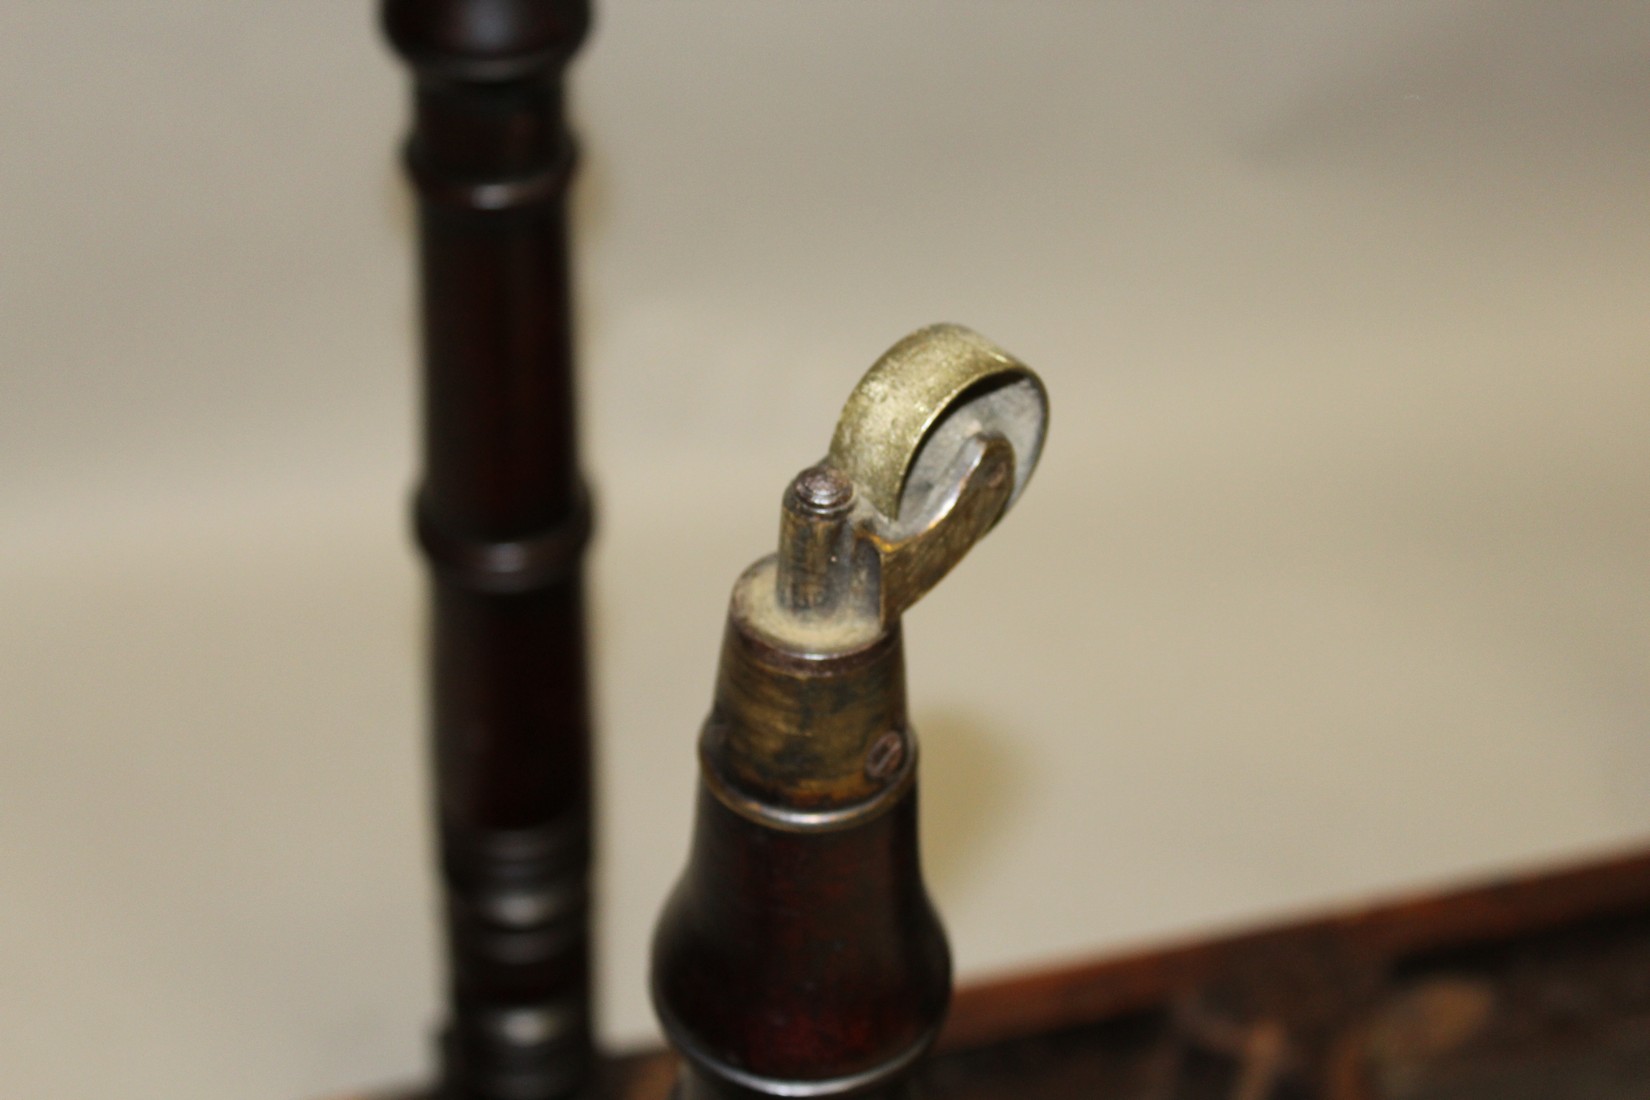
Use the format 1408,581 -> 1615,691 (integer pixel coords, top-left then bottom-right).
4,4 -> 1648,1098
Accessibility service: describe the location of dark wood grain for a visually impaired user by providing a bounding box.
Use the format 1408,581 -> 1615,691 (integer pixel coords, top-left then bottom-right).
650,622 -> 950,1100
382,3 -> 594,1098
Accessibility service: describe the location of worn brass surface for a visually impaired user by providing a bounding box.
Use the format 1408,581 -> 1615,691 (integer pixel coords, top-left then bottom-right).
704,608 -> 914,826
755,324 -> 1049,655
866,430 -> 1016,624
710,323 -> 1049,823
828,323 -> 1047,521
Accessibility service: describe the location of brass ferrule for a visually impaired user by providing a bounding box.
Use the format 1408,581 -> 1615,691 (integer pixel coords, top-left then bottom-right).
701,585 -> 911,830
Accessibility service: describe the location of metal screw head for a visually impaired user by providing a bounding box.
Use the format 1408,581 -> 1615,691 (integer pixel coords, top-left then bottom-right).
789,465 -> 854,518
864,730 -> 906,780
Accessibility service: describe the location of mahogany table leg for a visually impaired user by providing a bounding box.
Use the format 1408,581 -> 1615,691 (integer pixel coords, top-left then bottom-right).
382,3 -> 594,1098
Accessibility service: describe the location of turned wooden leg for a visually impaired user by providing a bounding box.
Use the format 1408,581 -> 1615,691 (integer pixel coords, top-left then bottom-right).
382,4 -> 595,1097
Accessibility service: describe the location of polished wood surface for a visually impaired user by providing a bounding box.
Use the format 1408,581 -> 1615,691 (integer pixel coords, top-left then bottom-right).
383,2 -> 595,1097
653,789 -> 948,1099
652,619 -> 949,1099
